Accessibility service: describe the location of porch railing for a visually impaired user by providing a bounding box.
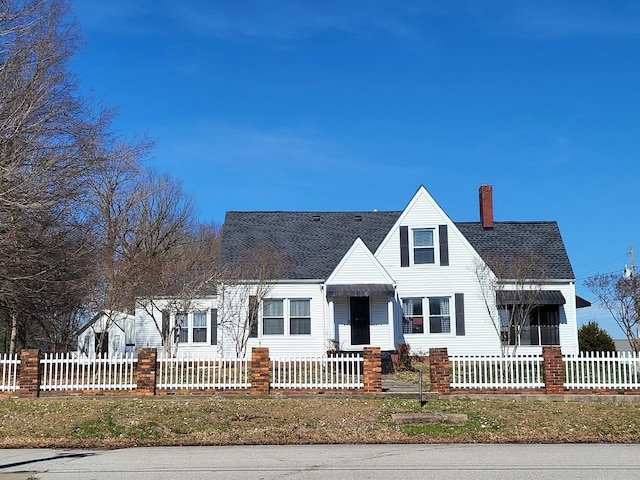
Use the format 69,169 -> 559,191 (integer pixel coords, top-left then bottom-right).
0,353 -> 20,392
450,354 -> 544,389
156,353 -> 250,390
40,353 -> 137,391
564,351 -> 640,390
270,353 -> 364,389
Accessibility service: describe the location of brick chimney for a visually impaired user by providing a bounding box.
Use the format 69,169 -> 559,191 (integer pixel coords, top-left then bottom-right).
479,185 -> 494,228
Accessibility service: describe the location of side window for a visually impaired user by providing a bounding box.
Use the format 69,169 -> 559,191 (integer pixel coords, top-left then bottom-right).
192,312 -> 207,343
263,299 -> 284,335
290,299 -> 311,335
402,298 -> 424,334
413,229 -> 435,264
428,297 -> 450,333
177,313 -> 188,343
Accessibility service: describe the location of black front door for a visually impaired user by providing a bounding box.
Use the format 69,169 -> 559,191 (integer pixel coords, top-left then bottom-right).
350,297 -> 370,345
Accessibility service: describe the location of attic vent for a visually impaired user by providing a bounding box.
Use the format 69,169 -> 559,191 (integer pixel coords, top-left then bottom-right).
354,215 -> 362,222
312,215 -> 321,222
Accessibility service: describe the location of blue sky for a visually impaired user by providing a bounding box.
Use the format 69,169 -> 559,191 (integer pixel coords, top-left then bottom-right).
70,1 -> 640,337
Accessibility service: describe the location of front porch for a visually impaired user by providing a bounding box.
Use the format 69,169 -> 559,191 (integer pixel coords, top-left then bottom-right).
326,283 -> 397,352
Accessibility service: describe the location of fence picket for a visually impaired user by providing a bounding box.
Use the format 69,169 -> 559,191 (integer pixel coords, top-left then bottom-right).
155,353 -> 250,390
563,351 -> 640,389
0,354 -> 20,392
39,353 -> 136,391
450,354 -> 544,389
270,353 -> 364,389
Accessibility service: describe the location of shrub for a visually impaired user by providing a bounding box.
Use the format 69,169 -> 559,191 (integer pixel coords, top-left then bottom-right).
578,321 -> 616,352
396,343 -> 413,372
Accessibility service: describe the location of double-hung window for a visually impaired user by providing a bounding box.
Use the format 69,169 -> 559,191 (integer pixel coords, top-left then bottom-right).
192,312 -> 207,343
402,298 -> 424,334
263,299 -> 284,335
290,299 -> 311,335
177,313 -> 188,343
413,229 -> 435,264
428,297 -> 451,333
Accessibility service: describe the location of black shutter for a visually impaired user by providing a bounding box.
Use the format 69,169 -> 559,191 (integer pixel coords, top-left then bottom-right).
211,308 -> 218,345
400,226 -> 409,267
248,296 -> 258,338
455,293 -> 465,336
161,310 -> 169,339
439,224 -> 449,266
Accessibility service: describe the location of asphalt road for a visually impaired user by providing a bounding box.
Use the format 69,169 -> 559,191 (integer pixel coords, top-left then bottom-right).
1,444 -> 639,480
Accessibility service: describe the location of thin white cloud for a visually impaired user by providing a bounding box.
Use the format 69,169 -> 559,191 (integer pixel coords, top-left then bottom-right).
454,0 -> 640,38
503,0 -> 640,38
73,0 -> 640,42
156,123 -> 366,175
169,0 -> 425,40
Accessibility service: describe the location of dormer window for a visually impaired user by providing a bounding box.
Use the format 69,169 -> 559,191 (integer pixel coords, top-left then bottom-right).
413,228 -> 435,264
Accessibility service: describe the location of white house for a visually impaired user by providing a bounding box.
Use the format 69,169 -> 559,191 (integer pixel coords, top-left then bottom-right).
77,310 -> 136,357
135,185 -> 587,357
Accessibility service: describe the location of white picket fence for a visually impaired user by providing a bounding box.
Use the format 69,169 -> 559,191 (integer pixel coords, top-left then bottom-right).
40,353 -> 137,391
0,353 -> 20,392
450,354 -> 544,389
564,351 -> 640,389
271,354 -> 364,389
156,354 -> 250,390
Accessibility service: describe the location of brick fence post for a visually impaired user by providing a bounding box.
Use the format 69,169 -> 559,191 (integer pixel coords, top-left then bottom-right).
543,346 -> 564,394
18,349 -> 41,398
251,347 -> 270,395
429,347 -> 450,395
136,348 -> 157,396
363,347 -> 382,393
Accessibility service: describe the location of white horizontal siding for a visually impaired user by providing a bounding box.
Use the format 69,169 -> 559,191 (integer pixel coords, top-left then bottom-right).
374,189 -> 501,355
135,310 -> 163,351
135,298 -> 218,354
369,296 -> 392,350
221,283 -> 327,357
327,238 -> 392,285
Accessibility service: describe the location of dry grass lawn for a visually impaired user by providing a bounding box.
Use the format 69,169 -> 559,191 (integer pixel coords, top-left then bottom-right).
1,395 -> 640,448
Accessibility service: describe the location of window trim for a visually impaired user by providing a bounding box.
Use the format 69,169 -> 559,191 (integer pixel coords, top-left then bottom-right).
257,298 -> 312,337
262,298 -> 285,335
177,312 -> 188,343
412,228 -> 435,265
428,296 -> 451,334
402,298 -> 424,334
192,311 -> 208,343
174,311 -> 210,345
289,299 -> 311,335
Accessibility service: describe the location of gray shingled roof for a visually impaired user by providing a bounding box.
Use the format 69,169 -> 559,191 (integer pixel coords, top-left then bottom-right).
456,222 -> 575,279
220,211 -> 401,280
220,212 -> 575,281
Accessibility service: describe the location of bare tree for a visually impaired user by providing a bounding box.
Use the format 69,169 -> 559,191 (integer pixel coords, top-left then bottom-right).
135,223 -> 220,356
88,164 -> 219,357
585,273 -> 639,353
475,253 -> 547,356
83,143 -> 151,354
219,245 -> 287,357
0,0 -> 113,351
